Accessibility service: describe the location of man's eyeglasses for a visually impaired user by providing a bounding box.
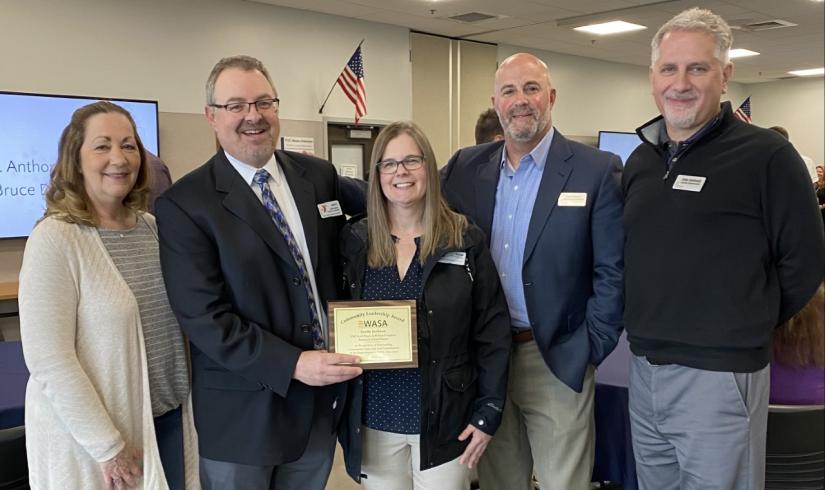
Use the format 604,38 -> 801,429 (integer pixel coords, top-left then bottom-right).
375,155 -> 425,174
209,98 -> 280,114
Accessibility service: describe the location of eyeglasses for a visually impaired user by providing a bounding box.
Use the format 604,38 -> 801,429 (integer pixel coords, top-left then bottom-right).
209,98 -> 280,114
375,155 -> 425,174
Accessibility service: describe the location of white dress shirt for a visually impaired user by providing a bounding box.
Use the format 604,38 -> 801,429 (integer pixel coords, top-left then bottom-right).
224,150 -> 328,339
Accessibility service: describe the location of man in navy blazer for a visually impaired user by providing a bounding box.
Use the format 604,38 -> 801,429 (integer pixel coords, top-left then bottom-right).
156,55 -> 362,490
441,53 -> 624,490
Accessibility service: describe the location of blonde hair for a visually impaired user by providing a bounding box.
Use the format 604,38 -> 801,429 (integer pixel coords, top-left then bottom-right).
772,283 -> 825,368
366,121 -> 467,267
44,101 -> 149,226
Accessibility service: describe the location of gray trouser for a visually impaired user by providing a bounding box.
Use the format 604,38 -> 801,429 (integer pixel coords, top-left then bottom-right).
199,414 -> 337,490
629,355 -> 769,490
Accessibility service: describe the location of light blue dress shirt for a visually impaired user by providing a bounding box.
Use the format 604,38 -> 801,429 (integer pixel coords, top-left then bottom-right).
490,127 -> 555,330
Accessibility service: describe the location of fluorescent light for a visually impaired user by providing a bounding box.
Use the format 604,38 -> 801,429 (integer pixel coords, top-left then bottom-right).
573,21 -> 647,35
788,67 -> 825,76
729,48 -> 760,58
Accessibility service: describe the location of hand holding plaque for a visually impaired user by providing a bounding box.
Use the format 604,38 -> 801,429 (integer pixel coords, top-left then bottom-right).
327,300 -> 418,369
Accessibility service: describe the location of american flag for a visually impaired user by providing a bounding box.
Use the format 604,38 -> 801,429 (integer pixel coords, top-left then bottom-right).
734,97 -> 752,123
336,46 -> 367,123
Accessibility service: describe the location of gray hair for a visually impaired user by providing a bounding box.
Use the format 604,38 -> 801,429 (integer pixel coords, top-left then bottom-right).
651,8 -> 733,67
205,55 -> 276,105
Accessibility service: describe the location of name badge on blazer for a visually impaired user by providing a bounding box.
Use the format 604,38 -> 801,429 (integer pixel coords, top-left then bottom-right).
558,192 -> 587,207
317,200 -> 343,218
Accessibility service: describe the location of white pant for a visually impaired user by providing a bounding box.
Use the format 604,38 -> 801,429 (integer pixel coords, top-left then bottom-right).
360,426 -> 470,490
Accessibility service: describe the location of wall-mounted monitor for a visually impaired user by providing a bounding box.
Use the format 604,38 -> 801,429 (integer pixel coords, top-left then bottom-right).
597,130 -> 642,166
0,91 -> 159,239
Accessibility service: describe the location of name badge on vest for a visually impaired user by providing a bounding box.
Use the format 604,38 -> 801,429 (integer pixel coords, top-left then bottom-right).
317,200 -> 343,218
672,175 -> 706,192
438,251 -> 466,266
558,192 -> 587,207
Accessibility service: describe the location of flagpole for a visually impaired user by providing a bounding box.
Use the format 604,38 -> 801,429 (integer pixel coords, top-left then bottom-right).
318,39 -> 365,115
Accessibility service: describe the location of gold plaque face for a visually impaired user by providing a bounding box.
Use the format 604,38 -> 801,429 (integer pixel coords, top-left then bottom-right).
327,300 -> 418,369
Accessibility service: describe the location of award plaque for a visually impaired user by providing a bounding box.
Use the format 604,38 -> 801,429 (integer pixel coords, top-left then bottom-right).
327,299 -> 418,369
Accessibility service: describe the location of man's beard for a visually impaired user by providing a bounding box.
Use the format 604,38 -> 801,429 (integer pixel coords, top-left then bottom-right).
237,123 -> 276,166
662,91 -> 699,130
503,106 -> 546,142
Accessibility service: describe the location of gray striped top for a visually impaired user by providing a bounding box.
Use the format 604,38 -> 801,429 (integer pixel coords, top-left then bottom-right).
98,217 -> 189,416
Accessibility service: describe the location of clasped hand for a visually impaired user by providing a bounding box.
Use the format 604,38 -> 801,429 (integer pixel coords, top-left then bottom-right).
100,446 -> 142,489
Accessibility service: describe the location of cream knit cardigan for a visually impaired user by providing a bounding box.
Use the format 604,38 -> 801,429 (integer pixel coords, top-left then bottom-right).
19,214 -> 200,489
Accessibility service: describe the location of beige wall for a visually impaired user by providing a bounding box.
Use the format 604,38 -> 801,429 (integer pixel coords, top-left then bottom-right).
411,33 -> 452,166
1,0 -> 412,121
458,42 -> 498,150
750,77 -> 824,165
412,33 -> 497,165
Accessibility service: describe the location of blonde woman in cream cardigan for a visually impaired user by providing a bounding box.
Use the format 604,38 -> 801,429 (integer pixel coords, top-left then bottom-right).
18,101 -> 199,489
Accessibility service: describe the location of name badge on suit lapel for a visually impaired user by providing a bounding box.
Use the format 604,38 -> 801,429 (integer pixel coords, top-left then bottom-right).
317,200 -> 343,218
558,192 -> 587,207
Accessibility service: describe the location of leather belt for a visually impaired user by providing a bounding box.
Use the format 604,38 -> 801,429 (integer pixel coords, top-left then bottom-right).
512,330 -> 534,343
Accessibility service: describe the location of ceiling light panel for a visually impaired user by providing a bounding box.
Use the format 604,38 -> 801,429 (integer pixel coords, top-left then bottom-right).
574,21 -> 647,35
729,49 -> 760,58
788,67 -> 825,76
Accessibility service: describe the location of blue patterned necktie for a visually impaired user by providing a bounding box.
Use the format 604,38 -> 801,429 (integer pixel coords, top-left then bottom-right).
253,169 -> 324,349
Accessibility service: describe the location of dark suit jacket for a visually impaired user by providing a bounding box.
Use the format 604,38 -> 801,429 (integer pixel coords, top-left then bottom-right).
440,132 -> 625,392
156,149 -> 348,465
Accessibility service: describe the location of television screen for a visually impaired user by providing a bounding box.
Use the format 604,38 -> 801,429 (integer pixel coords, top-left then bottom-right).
0,91 -> 159,239
598,131 -> 642,166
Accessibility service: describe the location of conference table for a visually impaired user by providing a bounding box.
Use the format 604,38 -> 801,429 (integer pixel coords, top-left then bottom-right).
592,332 -> 638,490
0,341 -> 27,430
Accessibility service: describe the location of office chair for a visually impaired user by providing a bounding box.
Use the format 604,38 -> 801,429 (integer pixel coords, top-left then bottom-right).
765,404 -> 825,490
0,425 -> 28,490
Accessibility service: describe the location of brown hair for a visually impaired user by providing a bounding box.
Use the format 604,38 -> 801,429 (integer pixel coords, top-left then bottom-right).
44,101 -> 149,226
475,108 -> 503,145
366,121 -> 467,268
773,283 -> 825,367
205,55 -> 275,105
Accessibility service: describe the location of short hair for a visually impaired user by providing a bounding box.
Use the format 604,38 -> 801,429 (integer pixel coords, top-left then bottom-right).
773,283 -> 825,368
475,108 -> 503,144
205,55 -> 276,105
769,126 -> 789,139
651,8 -> 733,66
366,121 -> 467,268
44,101 -> 149,226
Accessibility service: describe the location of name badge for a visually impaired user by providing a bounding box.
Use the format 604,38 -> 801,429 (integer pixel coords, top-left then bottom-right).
317,200 -> 343,218
558,192 -> 587,207
438,251 -> 466,266
672,175 -> 706,192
